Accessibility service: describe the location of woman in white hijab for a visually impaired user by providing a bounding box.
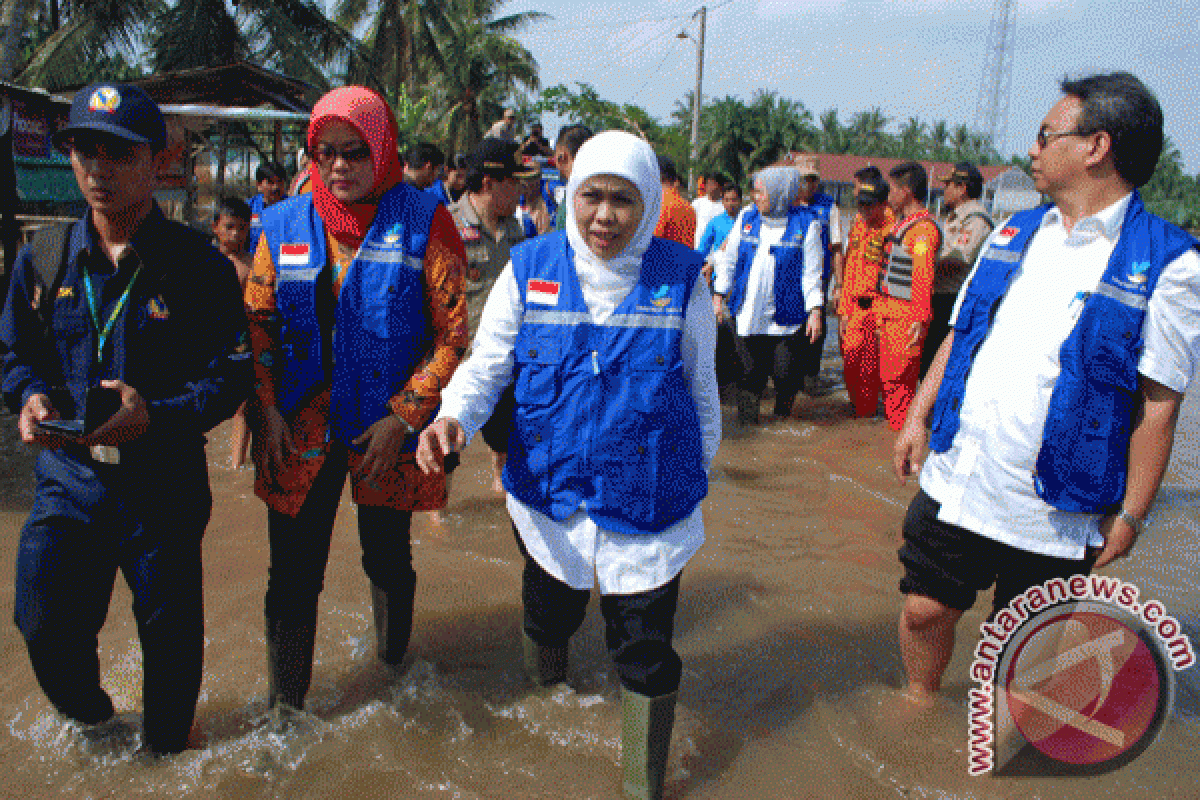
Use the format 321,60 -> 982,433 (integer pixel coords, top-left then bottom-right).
712,166 -> 825,424
417,131 -> 719,800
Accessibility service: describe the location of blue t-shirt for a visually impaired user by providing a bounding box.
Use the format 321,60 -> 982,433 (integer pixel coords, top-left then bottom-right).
698,212 -> 735,257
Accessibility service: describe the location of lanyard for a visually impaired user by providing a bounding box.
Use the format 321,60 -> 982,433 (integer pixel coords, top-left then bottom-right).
81,262 -> 142,364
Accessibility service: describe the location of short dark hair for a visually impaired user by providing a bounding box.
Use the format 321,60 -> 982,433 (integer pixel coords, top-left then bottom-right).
889,161 -> 928,203
448,152 -> 469,171
1060,72 -> 1163,188
854,165 -> 884,185
256,161 -> 287,183
555,124 -> 594,157
657,153 -> 680,186
405,141 -> 445,170
214,195 -> 251,223
708,172 -> 729,189
721,182 -> 742,198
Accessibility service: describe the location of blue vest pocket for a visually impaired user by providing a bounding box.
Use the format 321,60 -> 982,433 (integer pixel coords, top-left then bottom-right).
597,430 -> 659,521
514,336 -> 560,406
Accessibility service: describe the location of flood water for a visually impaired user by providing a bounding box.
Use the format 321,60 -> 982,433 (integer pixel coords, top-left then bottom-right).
3,343 -> 1200,798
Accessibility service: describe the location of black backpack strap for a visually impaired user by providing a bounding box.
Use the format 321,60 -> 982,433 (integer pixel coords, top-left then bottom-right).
27,222 -> 71,324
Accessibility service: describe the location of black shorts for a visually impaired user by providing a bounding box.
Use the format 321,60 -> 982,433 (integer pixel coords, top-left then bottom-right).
480,383 -> 516,454
898,489 -> 1097,614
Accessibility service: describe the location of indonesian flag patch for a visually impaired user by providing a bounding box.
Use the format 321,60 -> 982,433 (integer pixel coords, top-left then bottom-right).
279,243 -> 310,266
992,226 -> 1019,247
527,279 -> 560,306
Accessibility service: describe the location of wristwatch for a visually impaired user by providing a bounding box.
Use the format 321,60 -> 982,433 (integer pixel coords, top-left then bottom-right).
1117,508 -> 1144,536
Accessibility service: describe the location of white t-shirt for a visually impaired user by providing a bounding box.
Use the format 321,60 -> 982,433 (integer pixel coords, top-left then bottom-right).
920,193 -> 1200,558
692,196 -> 724,250
438,254 -> 721,594
711,207 -> 824,336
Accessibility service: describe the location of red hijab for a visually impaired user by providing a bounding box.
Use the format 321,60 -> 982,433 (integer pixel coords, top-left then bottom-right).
307,86 -> 405,245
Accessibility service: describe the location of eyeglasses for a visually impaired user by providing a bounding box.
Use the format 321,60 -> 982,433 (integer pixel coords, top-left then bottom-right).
313,143 -> 372,165
1035,127 -> 1090,149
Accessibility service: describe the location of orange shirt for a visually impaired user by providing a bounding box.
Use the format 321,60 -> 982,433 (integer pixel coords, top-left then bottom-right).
654,187 -> 697,247
244,204 -> 469,514
838,206 -> 895,316
877,210 -> 941,323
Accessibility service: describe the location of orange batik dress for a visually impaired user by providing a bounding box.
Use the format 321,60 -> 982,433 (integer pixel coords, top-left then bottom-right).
243,208 -> 469,515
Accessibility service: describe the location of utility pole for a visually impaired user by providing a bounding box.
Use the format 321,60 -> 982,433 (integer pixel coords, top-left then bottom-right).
678,6 -> 705,196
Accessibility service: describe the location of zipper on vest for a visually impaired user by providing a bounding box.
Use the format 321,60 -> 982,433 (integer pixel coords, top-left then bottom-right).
591,350 -> 600,375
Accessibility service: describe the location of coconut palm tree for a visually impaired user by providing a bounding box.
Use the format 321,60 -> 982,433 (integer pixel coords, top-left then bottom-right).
16,0 -> 161,87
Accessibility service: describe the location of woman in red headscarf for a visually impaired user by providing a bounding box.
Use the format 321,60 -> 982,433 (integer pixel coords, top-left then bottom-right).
244,87 -> 468,719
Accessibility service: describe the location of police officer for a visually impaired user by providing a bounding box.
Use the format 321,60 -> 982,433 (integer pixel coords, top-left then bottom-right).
0,84 -> 251,755
919,161 -> 993,379
447,138 -> 536,492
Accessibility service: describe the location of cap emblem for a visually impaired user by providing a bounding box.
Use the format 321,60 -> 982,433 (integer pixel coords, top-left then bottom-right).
88,87 -> 121,114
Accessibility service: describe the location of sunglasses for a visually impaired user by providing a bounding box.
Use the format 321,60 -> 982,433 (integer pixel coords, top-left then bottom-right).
313,143 -> 372,165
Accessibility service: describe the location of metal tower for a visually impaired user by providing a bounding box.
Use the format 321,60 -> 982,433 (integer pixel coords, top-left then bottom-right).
973,0 -> 1017,155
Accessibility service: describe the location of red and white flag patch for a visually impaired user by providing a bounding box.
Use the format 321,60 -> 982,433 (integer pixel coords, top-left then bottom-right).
279,243 -> 310,266
992,226 -> 1019,247
527,279 -> 560,306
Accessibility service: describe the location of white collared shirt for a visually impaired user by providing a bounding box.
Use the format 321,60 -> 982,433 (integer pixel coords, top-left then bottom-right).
438,252 -> 721,594
711,207 -> 824,336
920,193 -> 1200,558
692,196 -> 724,250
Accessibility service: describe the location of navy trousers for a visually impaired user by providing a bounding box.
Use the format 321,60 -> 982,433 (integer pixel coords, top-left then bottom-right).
13,448 -> 210,754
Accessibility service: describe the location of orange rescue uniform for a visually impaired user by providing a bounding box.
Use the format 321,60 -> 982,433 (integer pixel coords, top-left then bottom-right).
654,186 -> 697,247
244,207 -> 469,515
838,206 -> 895,420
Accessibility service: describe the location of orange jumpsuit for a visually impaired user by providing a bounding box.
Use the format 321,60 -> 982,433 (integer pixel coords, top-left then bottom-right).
244,207 -> 469,515
873,210 -> 940,429
654,186 -> 697,247
838,207 -> 895,420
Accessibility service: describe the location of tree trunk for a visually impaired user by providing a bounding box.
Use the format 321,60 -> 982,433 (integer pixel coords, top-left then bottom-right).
0,0 -> 38,80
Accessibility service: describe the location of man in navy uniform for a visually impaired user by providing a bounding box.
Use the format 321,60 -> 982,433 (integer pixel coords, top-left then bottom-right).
0,83 -> 251,755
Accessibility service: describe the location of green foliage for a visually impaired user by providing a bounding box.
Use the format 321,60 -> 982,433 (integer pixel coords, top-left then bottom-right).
1142,137 -> 1200,230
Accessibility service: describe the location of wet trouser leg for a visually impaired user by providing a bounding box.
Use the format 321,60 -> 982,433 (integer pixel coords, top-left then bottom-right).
601,577 -> 683,697
14,490 -> 120,729
771,330 -> 807,417
879,313 -> 924,431
264,447 -> 349,708
841,305 -> 882,418
358,506 -> 416,665
123,503 -> 208,754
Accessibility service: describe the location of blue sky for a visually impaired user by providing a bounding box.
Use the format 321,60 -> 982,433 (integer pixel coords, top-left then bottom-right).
506,0 -> 1200,174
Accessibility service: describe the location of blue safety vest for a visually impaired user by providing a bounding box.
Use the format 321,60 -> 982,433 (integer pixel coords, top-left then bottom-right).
807,192 -> 835,288
248,193 -> 266,255
728,205 -> 814,326
505,232 -> 708,535
261,184 -> 440,447
929,192 -> 1198,512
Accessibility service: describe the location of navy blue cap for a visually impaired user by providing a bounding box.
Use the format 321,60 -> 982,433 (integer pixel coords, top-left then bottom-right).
53,83 -> 166,151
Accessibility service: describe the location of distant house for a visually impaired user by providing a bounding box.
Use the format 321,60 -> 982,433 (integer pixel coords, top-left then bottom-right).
776,152 -> 1037,217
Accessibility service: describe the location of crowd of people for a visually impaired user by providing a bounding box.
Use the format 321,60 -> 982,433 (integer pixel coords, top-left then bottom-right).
2,70 -> 1198,800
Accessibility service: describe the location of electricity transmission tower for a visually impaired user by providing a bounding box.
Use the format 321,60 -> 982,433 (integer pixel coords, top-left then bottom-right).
973,0 -> 1016,155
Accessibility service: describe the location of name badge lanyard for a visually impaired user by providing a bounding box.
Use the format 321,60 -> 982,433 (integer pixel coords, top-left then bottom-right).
81,263 -> 142,366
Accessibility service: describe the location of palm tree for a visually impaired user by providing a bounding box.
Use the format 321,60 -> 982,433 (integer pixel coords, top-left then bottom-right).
926,119 -> 950,161
897,116 -> 925,159
696,95 -> 755,186
745,90 -> 815,170
431,11 -> 541,153
817,109 -> 849,154
17,0 -> 161,87
848,107 -> 890,155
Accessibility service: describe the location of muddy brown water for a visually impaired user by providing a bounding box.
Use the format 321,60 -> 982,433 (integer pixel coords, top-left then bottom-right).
3,347 -> 1200,798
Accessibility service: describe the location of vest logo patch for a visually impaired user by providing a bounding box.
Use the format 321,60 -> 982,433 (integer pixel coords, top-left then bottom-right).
146,295 -> 169,320
992,226 -> 1018,247
250,214 -> 261,227
56,286 -> 74,300
382,223 -> 402,245
652,284 -> 672,308
527,279 -> 560,306
279,243 -> 310,266
743,223 -> 753,234
1129,261 -> 1150,285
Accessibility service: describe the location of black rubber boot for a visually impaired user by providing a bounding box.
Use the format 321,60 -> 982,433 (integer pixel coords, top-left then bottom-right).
265,616 -> 316,714
521,632 -> 568,687
622,689 -> 678,800
371,582 -> 415,668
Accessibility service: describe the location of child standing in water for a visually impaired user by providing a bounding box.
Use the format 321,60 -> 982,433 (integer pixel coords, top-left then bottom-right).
212,196 -> 254,467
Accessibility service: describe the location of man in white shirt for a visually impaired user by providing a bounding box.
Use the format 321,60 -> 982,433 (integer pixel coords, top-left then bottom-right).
691,171 -> 726,250
892,72 -> 1200,703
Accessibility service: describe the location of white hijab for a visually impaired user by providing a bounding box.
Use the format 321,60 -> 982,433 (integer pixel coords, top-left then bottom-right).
564,130 -> 663,271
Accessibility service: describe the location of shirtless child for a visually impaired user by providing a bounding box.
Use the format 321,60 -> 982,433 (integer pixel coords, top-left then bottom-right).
212,196 -> 254,467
